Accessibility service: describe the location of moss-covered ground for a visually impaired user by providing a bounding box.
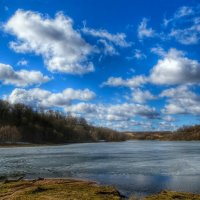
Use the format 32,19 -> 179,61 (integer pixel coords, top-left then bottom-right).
0,179 -> 122,200
1,179 -> 200,200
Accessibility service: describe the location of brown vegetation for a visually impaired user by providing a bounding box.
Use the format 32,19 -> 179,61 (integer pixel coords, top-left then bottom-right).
143,190 -> 200,200
0,126 -> 21,143
1,179 -> 200,200
126,125 -> 200,141
0,179 -> 123,200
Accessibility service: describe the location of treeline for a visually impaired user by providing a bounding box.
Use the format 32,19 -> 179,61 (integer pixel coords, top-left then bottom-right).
171,125 -> 200,140
127,125 -> 200,141
0,100 -> 128,144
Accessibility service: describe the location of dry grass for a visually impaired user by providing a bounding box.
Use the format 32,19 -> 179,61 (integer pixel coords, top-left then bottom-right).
1,179 -> 200,200
143,191 -> 200,200
0,179 -> 122,200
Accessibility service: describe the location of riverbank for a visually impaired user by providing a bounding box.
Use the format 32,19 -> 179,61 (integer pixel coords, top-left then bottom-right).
0,143 -> 45,148
0,178 -> 124,200
142,191 -> 200,200
0,141 -> 98,148
0,143 -> 69,148
1,179 -> 200,200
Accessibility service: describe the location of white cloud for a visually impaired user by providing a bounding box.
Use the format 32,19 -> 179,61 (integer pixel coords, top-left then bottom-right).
158,121 -> 176,131
133,49 -> 146,60
164,6 -> 195,27
64,102 -> 159,123
82,26 -> 132,56
175,6 -> 195,19
102,75 -> 147,88
17,58 -> 28,66
169,23 -> 200,45
137,18 -> 155,39
132,89 -> 156,103
136,5 -> 200,45
101,120 -> 153,131
161,85 -> 200,115
150,46 -> 166,56
164,5 -> 200,45
0,63 -> 50,87
82,26 -> 131,47
150,48 -> 200,85
102,76 -> 156,104
163,115 -> 176,122
6,88 -> 96,108
4,10 -> 95,75
98,39 -> 119,56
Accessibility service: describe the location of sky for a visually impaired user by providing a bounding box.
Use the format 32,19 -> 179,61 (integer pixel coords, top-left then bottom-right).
0,0 -> 200,131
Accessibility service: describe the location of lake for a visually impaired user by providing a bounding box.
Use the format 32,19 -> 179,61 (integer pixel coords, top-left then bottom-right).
0,140 -> 200,198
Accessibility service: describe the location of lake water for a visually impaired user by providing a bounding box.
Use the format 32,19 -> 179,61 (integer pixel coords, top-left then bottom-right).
0,141 -> 200,197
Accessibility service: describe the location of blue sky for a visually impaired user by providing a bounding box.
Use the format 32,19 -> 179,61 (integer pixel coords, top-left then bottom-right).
0,0 -> 200,131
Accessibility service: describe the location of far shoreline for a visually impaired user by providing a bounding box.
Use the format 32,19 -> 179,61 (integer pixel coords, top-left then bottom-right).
0,141 -> 101,148
1,139 -> 200,148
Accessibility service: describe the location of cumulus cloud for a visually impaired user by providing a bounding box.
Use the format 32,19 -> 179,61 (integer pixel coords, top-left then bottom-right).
4,10 -> 95,75
102,76 -> 157,104
158,121 -> 176,131
6,88 -> 96,107
103,47 -> 200,108
132,89 -> 156,103
150,48 -> 200,85
163,115 -> 176,122
137,18 -> 156,39
161,85 -> 200,115
89,118 -> 154,131
63,102 -> 159,131
64,102 -> 159,123
0,63 -> 50,87
100,120 -> 153,131
102,75 -> 147,88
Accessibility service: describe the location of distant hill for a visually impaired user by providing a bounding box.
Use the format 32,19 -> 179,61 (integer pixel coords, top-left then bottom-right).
0,100 -> 129,144
125,125 -> 200,141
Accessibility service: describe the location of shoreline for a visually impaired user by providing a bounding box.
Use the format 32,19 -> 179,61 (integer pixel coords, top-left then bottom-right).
0,141 -> 99,148
0,178 -> 200,200
0,139 -> 200,148
0,178 -> 125,200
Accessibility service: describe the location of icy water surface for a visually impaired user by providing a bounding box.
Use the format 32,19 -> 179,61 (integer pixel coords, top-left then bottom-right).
0,140 -> 200,197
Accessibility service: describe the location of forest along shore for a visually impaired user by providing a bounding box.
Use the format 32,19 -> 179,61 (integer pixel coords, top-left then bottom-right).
1,100 -> 200,147
0,100 -> 129,145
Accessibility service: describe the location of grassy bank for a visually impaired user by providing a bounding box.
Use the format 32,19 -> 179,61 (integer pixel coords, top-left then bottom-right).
0,179 -> 123,200
1,179 -> 200,200
143,191 -> 200,200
